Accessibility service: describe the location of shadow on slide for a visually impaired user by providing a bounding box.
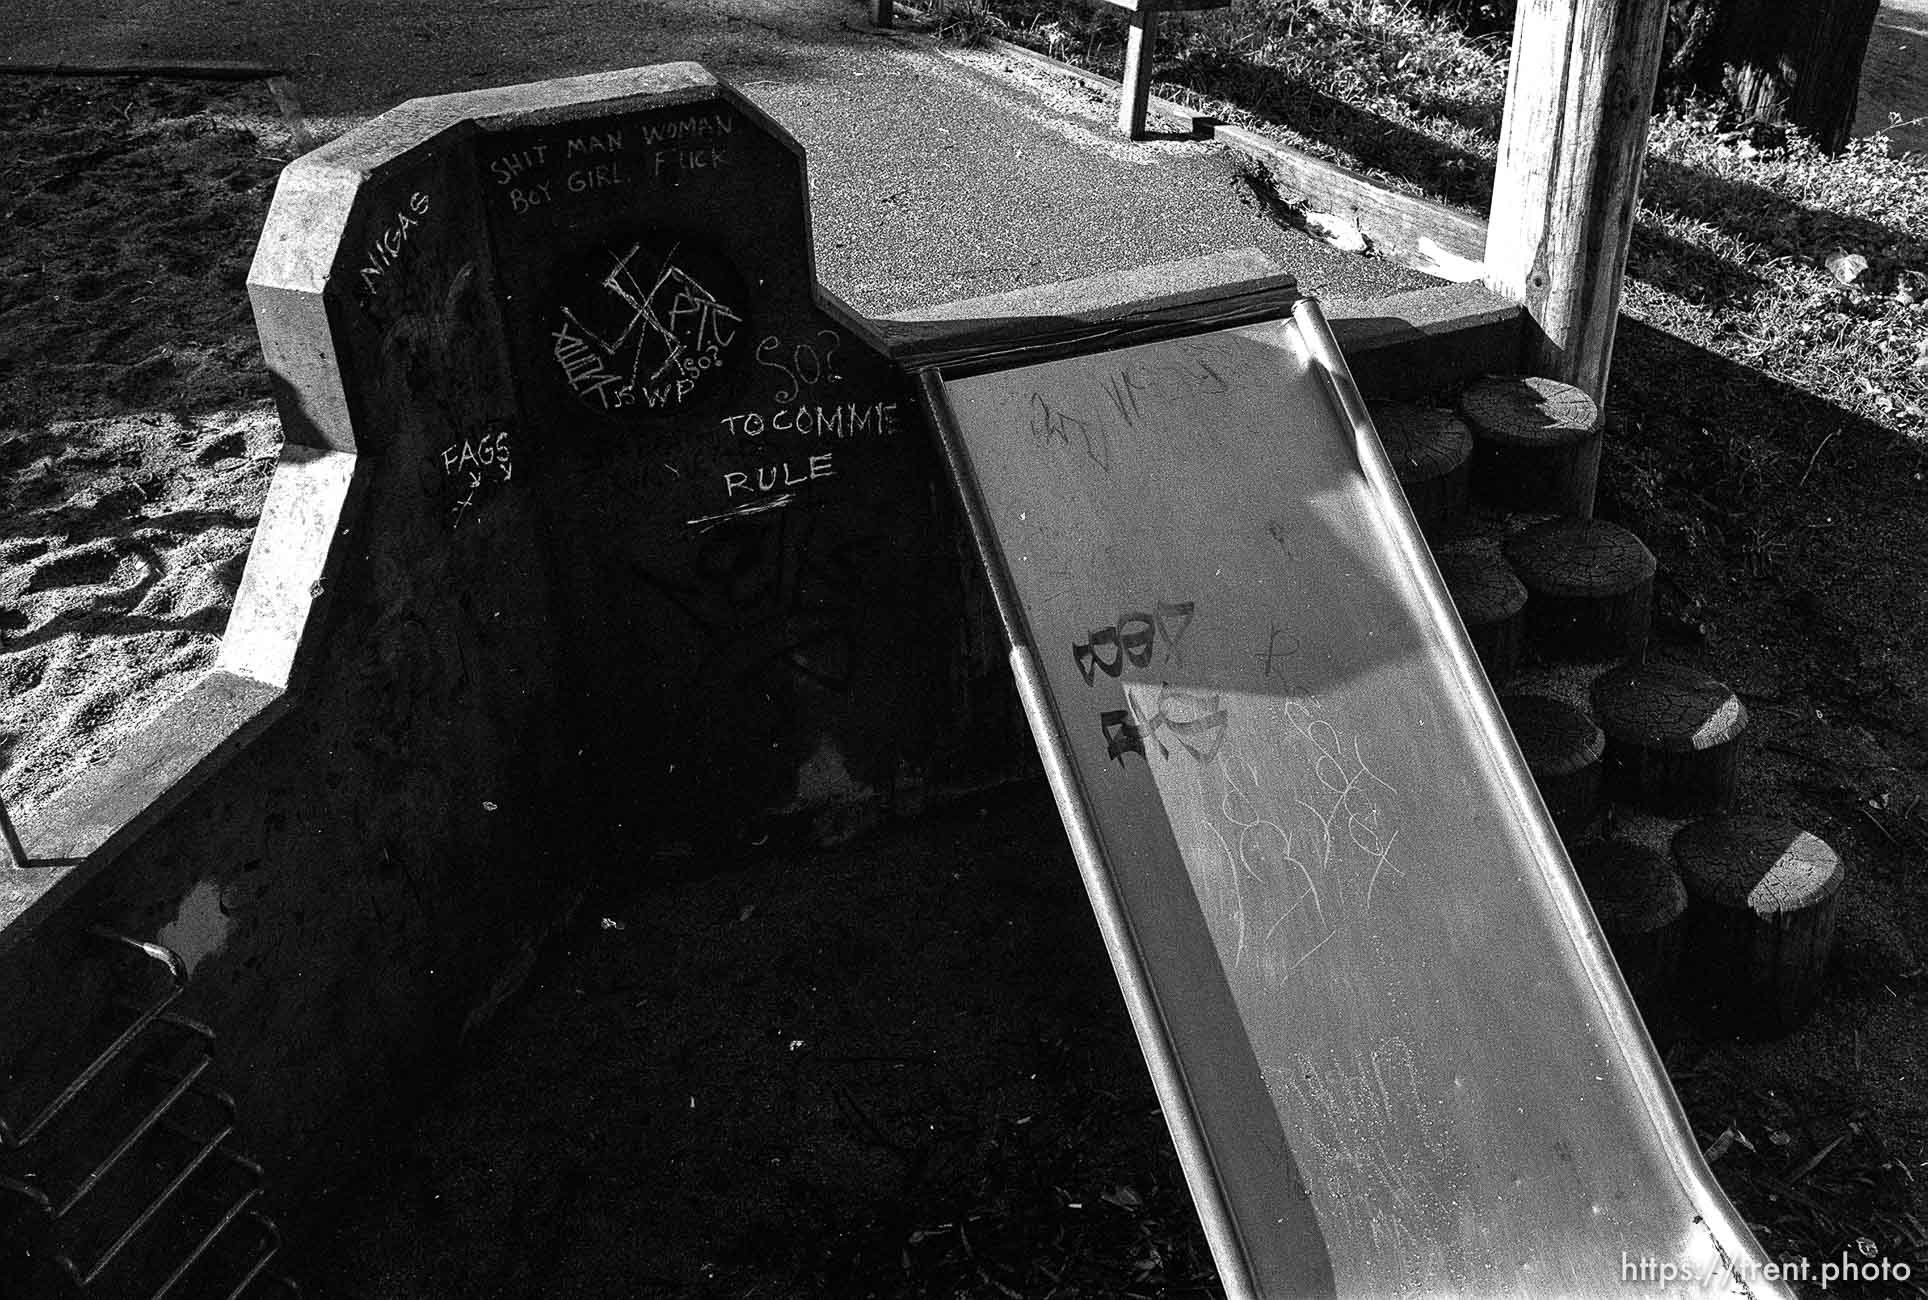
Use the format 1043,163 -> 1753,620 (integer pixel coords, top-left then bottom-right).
917,300 -> 1788,1299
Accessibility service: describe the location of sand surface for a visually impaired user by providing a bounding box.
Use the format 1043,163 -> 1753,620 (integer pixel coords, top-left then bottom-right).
0,76 -> 286,821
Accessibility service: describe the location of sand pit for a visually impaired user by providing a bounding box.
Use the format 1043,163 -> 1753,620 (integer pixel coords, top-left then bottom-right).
0,405 -> 277,818
0,74 -> 289,821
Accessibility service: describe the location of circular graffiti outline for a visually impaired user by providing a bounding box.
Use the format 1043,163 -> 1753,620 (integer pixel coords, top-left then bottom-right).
548,232 -> 752,418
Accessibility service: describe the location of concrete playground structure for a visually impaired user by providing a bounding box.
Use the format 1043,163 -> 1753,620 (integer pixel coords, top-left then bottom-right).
0,62 -> 1787,1298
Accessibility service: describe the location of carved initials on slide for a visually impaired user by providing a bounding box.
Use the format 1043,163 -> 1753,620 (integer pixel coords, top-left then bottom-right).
1102,686 -> 1228,765
1073,627 -> 1123,684
1117,614 -> 1155,668
1071,600 -> 1195,685
1100,709 -> 1146,761
1152,600 -> 1194,657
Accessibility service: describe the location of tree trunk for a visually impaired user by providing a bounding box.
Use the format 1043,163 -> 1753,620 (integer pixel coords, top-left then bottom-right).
1668,0 -> 1881,152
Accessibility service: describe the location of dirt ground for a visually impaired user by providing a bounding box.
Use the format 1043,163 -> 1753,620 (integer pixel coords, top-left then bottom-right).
3,45 -> 1928,1300
1595,312 -> 1928,1297
289,783 -> 1219,1299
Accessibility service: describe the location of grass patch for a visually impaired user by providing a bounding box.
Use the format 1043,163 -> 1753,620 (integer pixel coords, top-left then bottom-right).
1635,106 -> 1928,437
949,0 -> 1927,439
954,0 -> 1506,202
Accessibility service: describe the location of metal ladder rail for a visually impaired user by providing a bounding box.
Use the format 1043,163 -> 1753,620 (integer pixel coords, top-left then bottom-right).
0,929 -> 299,1297
56,1088 -> 241,1288
0,931 -> 190,1151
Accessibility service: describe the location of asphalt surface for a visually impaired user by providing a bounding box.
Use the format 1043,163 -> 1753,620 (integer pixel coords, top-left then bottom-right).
0,0 -> 1429,314
747,39 -> 1429,313
1855,0 -> 1928,155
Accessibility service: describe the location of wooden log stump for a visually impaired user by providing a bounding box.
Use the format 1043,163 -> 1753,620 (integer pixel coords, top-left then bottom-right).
1369,403 -> 1474,537
1434,541 -> 1526,685
1570,839 -> 1687,1013
1503,517 -> 1655,662
1500,692 -> 1605,836
1590,662 -> 1748,815
1672,816 -> 1845,1037
1458,375 -> 1601,517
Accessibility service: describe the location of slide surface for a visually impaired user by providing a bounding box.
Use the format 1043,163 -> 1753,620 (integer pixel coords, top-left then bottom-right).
922,303 -> 1784,1299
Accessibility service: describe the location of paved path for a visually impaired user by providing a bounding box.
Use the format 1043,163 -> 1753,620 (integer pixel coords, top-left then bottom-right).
1857,0 -> 1928,156
0,0 -> 1426,315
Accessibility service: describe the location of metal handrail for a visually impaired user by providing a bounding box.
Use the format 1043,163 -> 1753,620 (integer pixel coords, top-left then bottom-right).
221,1211 -> 295,1300
0,930 -> 188,1150
0,789 -> 27,869
56,1059 -> 216,1221
150,1180 -> 262,1300
2,927 -> 295,1297
59,1097 -> 242,1288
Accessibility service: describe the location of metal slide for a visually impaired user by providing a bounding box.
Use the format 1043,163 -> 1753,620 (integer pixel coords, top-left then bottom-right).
917,300 -> 1786,1299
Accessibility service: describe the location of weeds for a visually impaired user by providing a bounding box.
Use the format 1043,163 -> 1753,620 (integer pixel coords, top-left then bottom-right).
927,0 -> 1008,46
1635,106 -> 1928,440
973,0 -> 1506,201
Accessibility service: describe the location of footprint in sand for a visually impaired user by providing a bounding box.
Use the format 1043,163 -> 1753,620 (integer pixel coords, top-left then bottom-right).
23,537 -> 162,601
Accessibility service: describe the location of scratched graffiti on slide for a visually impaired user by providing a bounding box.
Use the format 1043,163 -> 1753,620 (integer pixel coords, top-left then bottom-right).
1179,695 -> 1416,990
1268,1035 -> 1470,1270
548,234 -> 750,416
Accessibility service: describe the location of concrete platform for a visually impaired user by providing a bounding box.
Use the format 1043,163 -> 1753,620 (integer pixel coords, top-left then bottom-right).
0,6 -> 1457,1292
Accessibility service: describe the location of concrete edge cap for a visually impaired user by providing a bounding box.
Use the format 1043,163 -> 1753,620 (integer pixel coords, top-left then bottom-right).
306,62 -> 721,172
248,61 -> 735,308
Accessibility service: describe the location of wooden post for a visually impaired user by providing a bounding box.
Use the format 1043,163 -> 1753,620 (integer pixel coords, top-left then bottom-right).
871,0 -> 894,27
1483,0 -> 1670,435
1118,7 -> 1160,138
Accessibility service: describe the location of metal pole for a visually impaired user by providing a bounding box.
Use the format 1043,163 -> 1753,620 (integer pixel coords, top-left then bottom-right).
0,790 -> 27,869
